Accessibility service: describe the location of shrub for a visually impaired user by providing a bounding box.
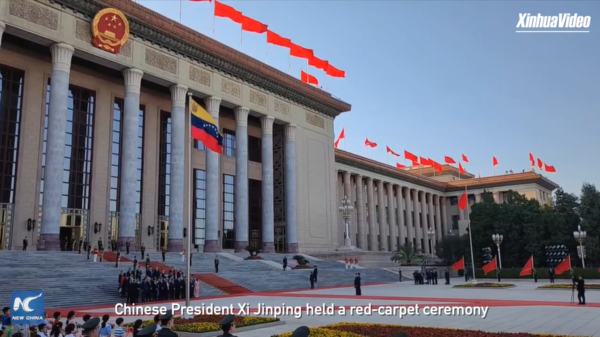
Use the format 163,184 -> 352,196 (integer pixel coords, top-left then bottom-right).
126,315 -> 278,333
293,255 -> 310,266
453,282 -> 515,288
474,267 -> 599,279
538,284 -> 600,290
245,246 -> 261,257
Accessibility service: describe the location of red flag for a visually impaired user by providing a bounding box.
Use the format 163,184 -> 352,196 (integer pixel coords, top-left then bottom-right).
519,256 -> 533,277
404,151 -> 418,162
554,256 -> 571,275
420,157 -> 432,166
462,154 -> 469,163
334,128 -> 345,149
433,162 -> 443,174
326,64 -> 346,78
241,16 -> 267,33
214,1 -> 242,23
482,256 -> 497,275
444,156 -> 456,165
452,256 -> 464,271
493,157 -> 498,167
459,163 -> 465,175
529,152 -> 535,167
300,71 -> 318,86
537,158 -> 543,169
266,31 -> 291,48
290,43 -> 313,60
458,192 -> 468,211
364,138 -> 377,148
386,146 -> 400,157
544,164 -> 556,173
410,160 -> 419,167
396,163 -> 405,169
309,57 -> 329,72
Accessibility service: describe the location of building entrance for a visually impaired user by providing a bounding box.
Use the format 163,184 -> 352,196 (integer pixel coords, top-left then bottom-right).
157,216 -> 169,251
0,203 -> 13,250
275,227 -> 286,253
60,208 -> 88,251
109,213 -> 142,251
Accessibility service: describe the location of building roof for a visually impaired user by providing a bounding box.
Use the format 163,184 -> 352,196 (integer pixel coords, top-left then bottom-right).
403,165 -> 475,179
54,0 -> 351,117
335,149 -> 559,192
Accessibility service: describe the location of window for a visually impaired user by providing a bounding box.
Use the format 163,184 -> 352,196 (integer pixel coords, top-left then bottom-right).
248,135 -> 262,163
449,196 -> 458,205
193,169 -> 206,246
0,65 -> 24,204
468,194 -> 476,205
223,174 -> 235,249
195,140 -> 206,151
223,129 -> 236,157
109,99 -> 145,213
452,215 -> 459,230
158,112 -> 171,216
41,81 -> 95,210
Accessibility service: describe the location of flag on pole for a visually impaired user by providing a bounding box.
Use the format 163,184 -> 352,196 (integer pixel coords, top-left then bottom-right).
529,152 -> 535,167
334,128 -> 345,149
554,256 -> 571,275
462,154 -> 469,163
537,158 -> 543,170
190,98 -> 223,154
404,151 -> 418,163
433,161 -> 443,174
519,255 -> 534,277
482,256 -> 497,275
386,146 -> 400,157
544,164 -> 557,173
459,163 -> 466,175
301,70 -> 319,86
458,191 -> 468,211
452,256 -> 465,271
364,138 -> 377,148
444,156 -> 456,164
493,157 -> 498,167
396,163 -> 405,169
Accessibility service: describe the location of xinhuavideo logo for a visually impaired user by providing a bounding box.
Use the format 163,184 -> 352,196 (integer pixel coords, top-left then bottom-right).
11,291 -> 45,324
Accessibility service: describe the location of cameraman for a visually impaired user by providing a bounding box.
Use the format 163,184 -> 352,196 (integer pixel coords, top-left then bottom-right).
573,275 -> 586,305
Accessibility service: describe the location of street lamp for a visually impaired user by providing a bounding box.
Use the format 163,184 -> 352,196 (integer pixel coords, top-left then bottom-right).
492,234 -> 503,269
338,195 -> 354,247
427,228 -> 435,258
573,225 -> 586,268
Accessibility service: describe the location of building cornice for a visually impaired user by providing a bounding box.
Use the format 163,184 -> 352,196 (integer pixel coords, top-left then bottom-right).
335,149 -> 560,193
50,0 -> 351,118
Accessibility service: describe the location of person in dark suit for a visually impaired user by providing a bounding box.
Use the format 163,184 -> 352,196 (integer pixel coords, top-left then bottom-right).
216,315 -> 237,337
141,243 -> 146,259
283,257 -> 288,271
309,272 -> 315,289
354,273 -> 362,295
136,323 -> 157,337
126,241 -> 131,254
313,265 -> 318,282
576,276 -> 586,305
23,237 -> 28,251
444,268 -> 450,285
81,317 -> 101,337
214,256 -> 220,273
157,311 -> 178,337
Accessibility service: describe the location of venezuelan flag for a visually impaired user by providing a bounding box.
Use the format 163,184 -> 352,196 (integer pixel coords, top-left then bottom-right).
190,98 -> 223,154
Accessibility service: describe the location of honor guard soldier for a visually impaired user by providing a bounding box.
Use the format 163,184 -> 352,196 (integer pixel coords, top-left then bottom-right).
137,324 -> 157,337
217,315 -> 236,337
157,311 -> 178,337
291,326 -> 310,337
81,317 -> 101,337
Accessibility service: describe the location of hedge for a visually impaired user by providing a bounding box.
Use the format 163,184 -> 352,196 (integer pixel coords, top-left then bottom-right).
472,268 -> 599,279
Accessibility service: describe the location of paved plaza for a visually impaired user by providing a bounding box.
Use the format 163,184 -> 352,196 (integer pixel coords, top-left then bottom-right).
62,279 -> 600,336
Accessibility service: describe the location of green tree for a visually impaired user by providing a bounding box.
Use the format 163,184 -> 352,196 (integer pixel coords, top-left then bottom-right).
579,183 -> 600,238
435,234 -> 470,265
390,242 -> 423,265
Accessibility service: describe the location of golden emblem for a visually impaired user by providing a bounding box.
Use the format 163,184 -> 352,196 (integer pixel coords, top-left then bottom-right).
91,8 -> 130,54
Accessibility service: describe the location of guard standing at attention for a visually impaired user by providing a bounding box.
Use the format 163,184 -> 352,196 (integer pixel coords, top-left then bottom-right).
126,241 -> 131,254
136,324 -> 157,337
283,256 -> 288,271
216,315 -> 237,337
309,271 -> 315,289
291,326 -> 310,337
214,256 -> 220,273
81,317 -> 101,337
354,273 -> 362,295
157,311 -> 178,337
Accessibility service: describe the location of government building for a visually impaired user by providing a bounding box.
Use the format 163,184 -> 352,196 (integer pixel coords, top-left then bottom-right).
0,0 -> 558,254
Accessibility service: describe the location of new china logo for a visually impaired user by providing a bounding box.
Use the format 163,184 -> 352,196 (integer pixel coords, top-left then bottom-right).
516,13 -> 591,33
11,291 -> 45,324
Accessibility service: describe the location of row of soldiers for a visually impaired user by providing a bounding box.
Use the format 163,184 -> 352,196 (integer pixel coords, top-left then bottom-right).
412,269 -> 440,285
119,267 -> 197,304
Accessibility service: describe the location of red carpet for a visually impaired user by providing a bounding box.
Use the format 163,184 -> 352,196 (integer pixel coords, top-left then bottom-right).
193,273 -> 252,295
102,251 -> 132,263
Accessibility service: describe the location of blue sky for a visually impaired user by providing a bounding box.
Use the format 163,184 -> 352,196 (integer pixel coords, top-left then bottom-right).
139,0 -> 600,195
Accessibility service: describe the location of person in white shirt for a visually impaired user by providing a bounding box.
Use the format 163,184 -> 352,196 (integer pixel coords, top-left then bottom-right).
38,324 -> 49,337
64,324 -> 76,337
152,316 -> 161,333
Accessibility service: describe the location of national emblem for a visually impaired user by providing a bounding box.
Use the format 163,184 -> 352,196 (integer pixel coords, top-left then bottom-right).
91,8 -> 130,54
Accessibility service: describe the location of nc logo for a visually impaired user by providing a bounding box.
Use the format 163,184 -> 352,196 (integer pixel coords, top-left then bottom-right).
11,291 -> 45,325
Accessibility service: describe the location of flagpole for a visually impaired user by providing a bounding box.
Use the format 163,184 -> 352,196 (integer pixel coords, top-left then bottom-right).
324,75 -> 328,92
212,6 -> 216,38
185,92 -> 193,314
265,44 -> 268,64
240,27 -> 243,51
179,0 -> 183,23
288,54 -> 291,75
531,254 -> 535,280
466,185 -> 477,283
385,143 -> 389,165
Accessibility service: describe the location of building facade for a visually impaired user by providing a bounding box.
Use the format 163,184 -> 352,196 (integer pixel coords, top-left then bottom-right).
0,0 -> 350,253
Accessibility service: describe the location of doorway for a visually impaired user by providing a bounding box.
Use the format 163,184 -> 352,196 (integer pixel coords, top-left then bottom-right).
0,204 -> 13,250
157,218 -> 169,251
275,227 -> 286,253
60,211 -> 86,251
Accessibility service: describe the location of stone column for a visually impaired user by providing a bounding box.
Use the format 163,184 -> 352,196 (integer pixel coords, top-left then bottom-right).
284,124 -> 298,253
40,43 -> 75,251
493,192 -> 500,204
420,191 -> 429,254
441,197 -> 448,235
117,68 -> 144,251
261,116 -> 275,253
404,188 -> 413,245
233,107 -> 249,252
203,96 -> 222,252
355,175 -> 366,249
376,180 -> 386,251
386,183 -> 396,251
412,189 -> 422,251
166,84 -> 188,252
366,178 -> 376,251
434,195 -> 442,241
395,185 -> 406,246
427,193 -> 435,253
343,172 -> 352,240
0,22 -> 6,49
